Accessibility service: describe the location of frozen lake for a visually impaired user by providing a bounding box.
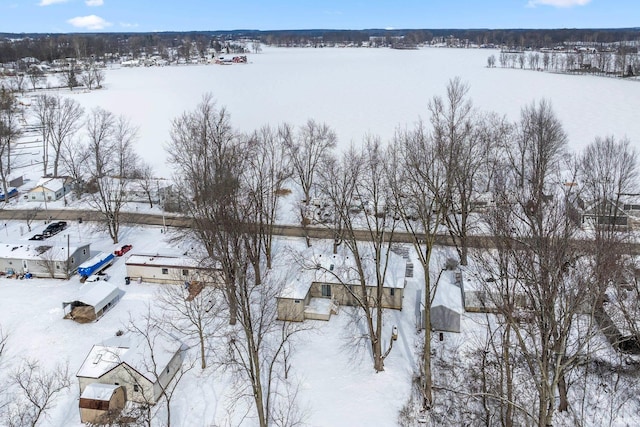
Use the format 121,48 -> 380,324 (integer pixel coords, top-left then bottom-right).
62,46 -> 640,175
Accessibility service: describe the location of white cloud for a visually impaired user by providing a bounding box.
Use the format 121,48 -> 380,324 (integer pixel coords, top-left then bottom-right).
85,0 -> 104,6
119,22 -> 139,28
67,15 -> 112,30
38,0 -> 68,6
527,0 -> 591,7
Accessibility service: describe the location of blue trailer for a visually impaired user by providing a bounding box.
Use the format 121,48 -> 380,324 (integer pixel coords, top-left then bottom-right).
77,252 -> 115,278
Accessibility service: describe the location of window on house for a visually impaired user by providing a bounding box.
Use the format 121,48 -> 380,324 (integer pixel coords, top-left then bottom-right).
83,249 -> 86,255
182,269 -> 189,276
56,264 -> 60,269
294,299 -> 300,304
321,284 -> 331,297
162,268 -> 169,275
133,384 -> 139,392
166,367 -> 170,374
390,288 -> 395,296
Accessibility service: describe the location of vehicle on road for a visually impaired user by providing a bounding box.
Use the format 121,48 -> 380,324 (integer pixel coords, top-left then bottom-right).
29,234 -> 45,241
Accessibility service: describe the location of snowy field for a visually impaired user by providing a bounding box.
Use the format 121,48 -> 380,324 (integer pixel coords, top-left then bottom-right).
35,45 -> 640,175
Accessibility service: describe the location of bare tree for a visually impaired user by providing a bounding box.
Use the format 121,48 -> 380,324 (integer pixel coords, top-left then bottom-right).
156,282 -> 224,369
245,125 -> 292,269
84,108 -> 139,243
125,311 -> 195,427
59,67 -> 79,91
282,119 -> 337,247
317,138 -> 399,372
478,99 -> 604,426
32,94 -> 55,176
389,122 -> 447,409
429,77 -> 486,266
168,94 -> 307,427
135,162 -> 159,208
59,139 -> 89,192
167,93 -> 244,325
0,87 -> 22,200
47,96 -> 84,177
10,73 -> 26,94
4,359 -> 71,427
26,67 -> 45,91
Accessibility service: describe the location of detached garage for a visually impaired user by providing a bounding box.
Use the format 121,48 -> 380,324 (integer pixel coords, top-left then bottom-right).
79,383 -> 126,424
63,283 -> 122,323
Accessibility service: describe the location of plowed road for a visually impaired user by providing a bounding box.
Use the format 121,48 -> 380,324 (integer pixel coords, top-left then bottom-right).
1,209 -> 638,254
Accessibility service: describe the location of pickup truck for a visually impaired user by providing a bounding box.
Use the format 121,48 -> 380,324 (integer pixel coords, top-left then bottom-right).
43,221 -> 68,237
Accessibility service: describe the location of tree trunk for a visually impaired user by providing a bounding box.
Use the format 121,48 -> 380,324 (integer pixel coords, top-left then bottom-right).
423,298 -> 433,409
558,374 -> 569,412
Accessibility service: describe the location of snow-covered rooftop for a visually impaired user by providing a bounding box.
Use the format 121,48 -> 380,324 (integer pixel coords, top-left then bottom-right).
0,243 -> 84,261
126,253 -> 201,269
80,383 -> 121,401
77,333 -> 182,383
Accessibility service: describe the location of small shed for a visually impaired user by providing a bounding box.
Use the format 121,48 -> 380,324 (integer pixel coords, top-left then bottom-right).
79,383 -> 126,424
430,270 -> 463,333
63,283 -> 122,323
27,176 -> 73,202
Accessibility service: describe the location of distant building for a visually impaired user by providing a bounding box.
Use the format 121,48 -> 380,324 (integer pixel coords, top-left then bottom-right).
27,176 -> 73,202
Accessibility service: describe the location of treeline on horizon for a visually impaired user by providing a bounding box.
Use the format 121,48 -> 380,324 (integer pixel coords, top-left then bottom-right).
1,27 -> 639,63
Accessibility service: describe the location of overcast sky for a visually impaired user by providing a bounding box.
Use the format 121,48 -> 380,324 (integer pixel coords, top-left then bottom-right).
0,0 -> 637,33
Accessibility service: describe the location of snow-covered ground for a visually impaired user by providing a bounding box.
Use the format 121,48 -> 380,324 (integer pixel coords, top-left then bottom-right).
0,217 -> 453,426
3,46 -> 640,426
23,46 -> 640,175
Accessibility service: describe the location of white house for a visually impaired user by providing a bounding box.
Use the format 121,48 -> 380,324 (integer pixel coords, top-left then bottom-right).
27,176 -> 73,202
0,242 -> 90,278
125,252 -> 221,285
76,334 -> 185,405
277,248 -> 407,322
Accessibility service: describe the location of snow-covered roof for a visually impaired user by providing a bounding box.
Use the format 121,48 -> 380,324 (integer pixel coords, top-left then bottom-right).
309,248 -> 406,289
431,270 -> 463,313
75,282 -> 121,312
126,253 -> 201,269
77,343 -> 128,379
0,243 -> 83,261
30,177 -> 71,193
80,383 -> 120,401
279,275 -> 313,300
77,333 -> 183,383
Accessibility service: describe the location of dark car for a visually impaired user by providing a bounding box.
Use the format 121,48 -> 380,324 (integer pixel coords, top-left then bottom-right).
29,234 -> 45,241
42,221 -> 68,237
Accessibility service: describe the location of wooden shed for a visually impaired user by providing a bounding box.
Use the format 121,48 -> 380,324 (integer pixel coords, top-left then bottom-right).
79,383 -> 126,424
63,283 -> 122,323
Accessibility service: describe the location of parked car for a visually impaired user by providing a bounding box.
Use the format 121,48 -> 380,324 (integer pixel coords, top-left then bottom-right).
29,234 -> 45,241
114,244 -> 133,257
42,221 -> 68,237
86,273 -> 110,282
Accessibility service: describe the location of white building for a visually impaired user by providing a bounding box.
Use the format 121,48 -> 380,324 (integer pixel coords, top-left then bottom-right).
27,176 -> 73,202
0,242 -> 90,278
76,334 -> 185,405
